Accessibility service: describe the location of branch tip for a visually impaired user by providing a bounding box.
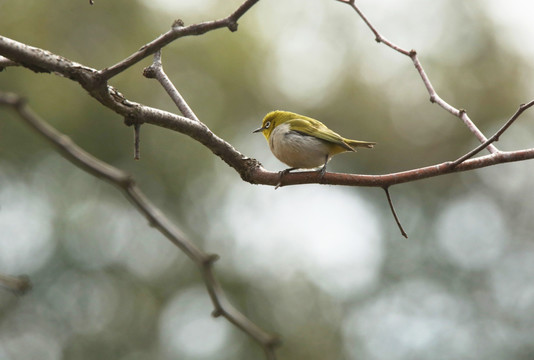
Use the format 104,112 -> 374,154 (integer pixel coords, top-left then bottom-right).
383,187 -> 408,238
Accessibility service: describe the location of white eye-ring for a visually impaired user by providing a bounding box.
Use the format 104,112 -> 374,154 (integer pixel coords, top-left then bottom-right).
264,121 -> 271,129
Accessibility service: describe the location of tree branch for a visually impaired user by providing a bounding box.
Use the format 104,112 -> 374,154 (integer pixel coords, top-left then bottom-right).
336,0 -> 499,154
266,149 -> 534,187
0,92 -> 280,358
2,34 -> 533,191
97,0 -> 260,81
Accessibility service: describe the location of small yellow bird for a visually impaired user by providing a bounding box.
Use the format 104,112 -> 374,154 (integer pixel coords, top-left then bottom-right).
253,110 -> 376,176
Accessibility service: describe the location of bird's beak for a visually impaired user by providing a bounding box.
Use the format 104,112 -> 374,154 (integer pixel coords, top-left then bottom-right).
252,126 -> 264,134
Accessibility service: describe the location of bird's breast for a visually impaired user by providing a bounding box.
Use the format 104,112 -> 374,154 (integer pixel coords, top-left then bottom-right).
269,123 -> 331,169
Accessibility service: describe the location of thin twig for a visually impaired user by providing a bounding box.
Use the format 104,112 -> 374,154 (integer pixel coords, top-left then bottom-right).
0,92 -> 279,359
143,50 -> 199,121
337,0 -> 498,154
452,99 -> 534,166
383,187 -> 408,238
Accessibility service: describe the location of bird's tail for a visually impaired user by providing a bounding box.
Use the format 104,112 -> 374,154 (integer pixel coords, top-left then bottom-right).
345,139 -> 376,150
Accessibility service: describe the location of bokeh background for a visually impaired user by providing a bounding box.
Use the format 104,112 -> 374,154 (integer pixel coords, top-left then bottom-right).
2,0 -> 534,359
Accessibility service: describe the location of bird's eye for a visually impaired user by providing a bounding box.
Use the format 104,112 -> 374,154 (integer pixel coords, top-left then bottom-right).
265,121 -> 271,129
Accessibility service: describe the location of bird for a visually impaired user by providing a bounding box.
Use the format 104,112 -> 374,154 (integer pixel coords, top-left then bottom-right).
253,110 -> 376,178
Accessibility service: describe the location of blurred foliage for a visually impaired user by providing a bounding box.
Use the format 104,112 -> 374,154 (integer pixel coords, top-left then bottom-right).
2,0 -> 534,359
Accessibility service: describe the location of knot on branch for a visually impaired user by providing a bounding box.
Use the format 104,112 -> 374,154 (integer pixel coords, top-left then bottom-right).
0,92 -> 27,108
172,19 -> 185,28
266,335 -> 283,349
227,21 -> 238,32
211,308 -> 224,318
117,174 -> 136,189
142,65 -> 157,79
203,253 -> 220,267
123,114 -> 144,127
239,157 -> 262,183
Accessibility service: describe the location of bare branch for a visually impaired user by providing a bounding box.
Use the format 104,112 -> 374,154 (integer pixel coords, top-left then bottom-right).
337,0 -> 499,154
98,0 -> 260,81
0,92 -> 279,358
258,148 -> 534,188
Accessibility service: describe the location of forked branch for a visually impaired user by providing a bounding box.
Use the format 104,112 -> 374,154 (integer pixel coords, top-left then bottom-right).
452,100 -> 534,166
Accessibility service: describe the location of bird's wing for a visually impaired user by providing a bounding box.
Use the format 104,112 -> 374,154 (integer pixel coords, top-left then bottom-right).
287,118 -> 354,151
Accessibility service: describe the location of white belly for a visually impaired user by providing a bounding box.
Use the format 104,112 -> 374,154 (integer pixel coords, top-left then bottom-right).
269,123 -> 330,169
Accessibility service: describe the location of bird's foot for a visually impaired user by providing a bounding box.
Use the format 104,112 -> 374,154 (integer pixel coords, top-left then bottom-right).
318,164 -> 328,183
275,168 -> 296,189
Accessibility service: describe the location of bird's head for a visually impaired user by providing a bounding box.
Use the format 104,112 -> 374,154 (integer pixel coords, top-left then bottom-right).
253,110 -> 296,140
